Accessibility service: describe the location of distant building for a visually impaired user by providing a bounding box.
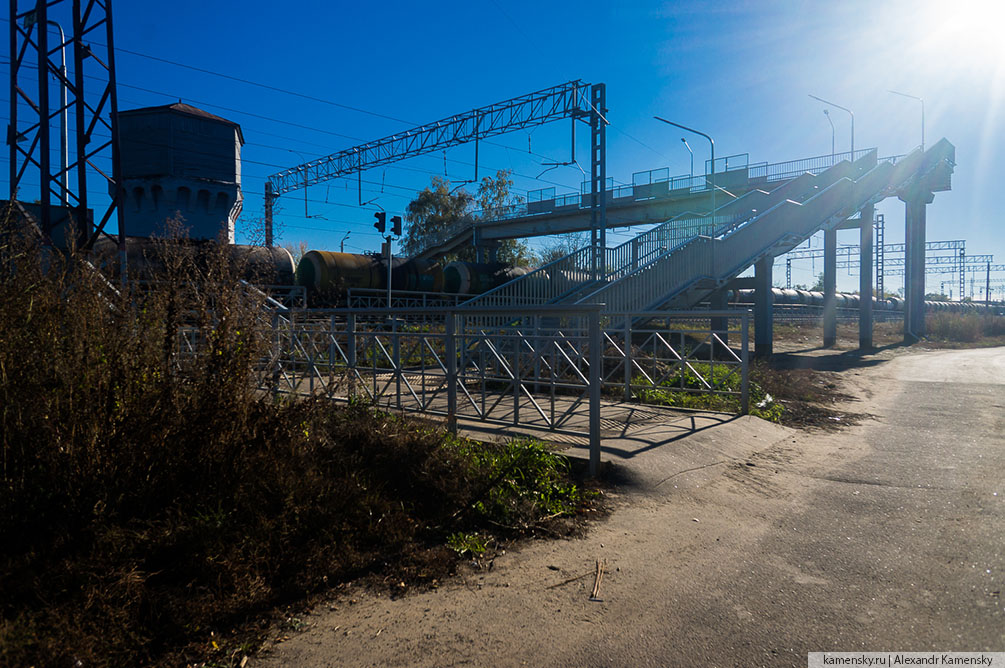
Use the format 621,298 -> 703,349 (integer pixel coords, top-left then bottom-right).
116,102 -> 244,243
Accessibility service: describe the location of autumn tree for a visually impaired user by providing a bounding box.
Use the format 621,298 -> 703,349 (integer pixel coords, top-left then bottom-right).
281,240 -> 310,263
401,176 -> 474,258
402,170 -> 533,266
533,232 -> 591,265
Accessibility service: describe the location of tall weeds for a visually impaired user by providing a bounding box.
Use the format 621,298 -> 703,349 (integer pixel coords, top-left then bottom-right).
0,219 -> 590,667
926,311 -> 1005,343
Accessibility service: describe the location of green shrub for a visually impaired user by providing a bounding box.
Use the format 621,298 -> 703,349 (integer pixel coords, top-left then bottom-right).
447,532 -> 488,556
633,362 -> 783,423
446,437 -> 584,524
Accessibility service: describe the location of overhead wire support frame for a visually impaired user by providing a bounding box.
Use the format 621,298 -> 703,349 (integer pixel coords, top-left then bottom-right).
264,80 -> 607,250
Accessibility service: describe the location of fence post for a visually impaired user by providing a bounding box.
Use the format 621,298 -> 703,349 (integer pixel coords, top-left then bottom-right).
347,313 -> 356,398
740,313 -> 750,415
623,314 -> 632,402
589,309 -> 602,477
308,324 -> 315,395
446,312 -> 457,434
271,312 -> 281,400
392,315 -> 401,410
329,314 -> 336,382
533,315 -> 541,395
513,318 -> 521,424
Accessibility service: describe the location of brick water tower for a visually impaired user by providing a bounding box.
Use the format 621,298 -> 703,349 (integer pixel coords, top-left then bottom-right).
116,103 -> 244,243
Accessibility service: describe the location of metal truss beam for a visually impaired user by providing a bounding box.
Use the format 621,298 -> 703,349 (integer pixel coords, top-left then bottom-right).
781,239 -> 965,261
837,254 -> 993,270
875,213 -> 885,297
267,80 -> 592,196
847,264 -> 999,277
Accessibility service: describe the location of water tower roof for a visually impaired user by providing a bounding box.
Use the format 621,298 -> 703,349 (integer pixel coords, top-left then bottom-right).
119,102 -> 244,144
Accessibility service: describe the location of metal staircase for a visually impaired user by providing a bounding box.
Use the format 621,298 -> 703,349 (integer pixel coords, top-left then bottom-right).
574,139 -> 954,312
462,149 -> 871,309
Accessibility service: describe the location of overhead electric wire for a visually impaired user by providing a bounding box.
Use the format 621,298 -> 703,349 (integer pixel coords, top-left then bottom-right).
2,64 -> 584,196
2,94 -> 535,202
0,29 -> 570,165
3,43 -> 628,237
104,46 -> 570,164
8,13 -> 651,183
112,45 -> 414,125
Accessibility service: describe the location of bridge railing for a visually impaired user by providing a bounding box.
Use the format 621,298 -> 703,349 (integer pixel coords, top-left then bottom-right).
575,149 -> 908,312
750,148 -> 878,183
476,148 -> 882,227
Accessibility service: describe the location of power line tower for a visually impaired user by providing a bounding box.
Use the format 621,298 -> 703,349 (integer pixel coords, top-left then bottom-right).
7,0 -> 124,258
874,213 -> 884,296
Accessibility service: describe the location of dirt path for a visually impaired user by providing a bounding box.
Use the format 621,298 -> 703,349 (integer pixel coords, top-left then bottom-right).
257,346 -> 1004,667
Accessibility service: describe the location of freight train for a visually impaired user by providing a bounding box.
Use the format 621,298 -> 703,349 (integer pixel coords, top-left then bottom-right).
730,288 -> 991,313
88,238 -> 993,313
293,250 -> 529,305
90,236 -> 297,284
86,239 -> 529,306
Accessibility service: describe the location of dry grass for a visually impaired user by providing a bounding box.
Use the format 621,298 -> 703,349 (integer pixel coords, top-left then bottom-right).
750,361 -> 863,430
769,319 -> 906,351
924,312 -> 1005,347
0,218 -> 594,668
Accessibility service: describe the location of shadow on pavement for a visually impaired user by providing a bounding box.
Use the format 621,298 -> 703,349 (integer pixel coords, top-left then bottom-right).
598,413 -> 740,459
770,340 -> 911,371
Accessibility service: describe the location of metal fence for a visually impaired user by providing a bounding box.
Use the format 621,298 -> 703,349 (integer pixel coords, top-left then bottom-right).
257,306 -> 750,476
346,288 -> 471,309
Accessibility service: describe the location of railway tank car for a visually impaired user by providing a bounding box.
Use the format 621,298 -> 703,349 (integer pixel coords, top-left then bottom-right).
729,288 -> 972,314
90,236 -> 296,284
442,260 -> 528,295
294,250 -> 529,305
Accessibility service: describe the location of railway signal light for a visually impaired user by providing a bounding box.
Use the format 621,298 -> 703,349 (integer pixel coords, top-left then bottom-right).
373,211 -> 386,234
390,215 -> 402,236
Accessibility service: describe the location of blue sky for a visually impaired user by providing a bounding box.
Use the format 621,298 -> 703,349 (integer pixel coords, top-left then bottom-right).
5,0 -> 1004,295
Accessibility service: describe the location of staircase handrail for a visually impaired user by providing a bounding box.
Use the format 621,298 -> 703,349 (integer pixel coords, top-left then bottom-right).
459,244 -> 598,308
574,147 -> 929,313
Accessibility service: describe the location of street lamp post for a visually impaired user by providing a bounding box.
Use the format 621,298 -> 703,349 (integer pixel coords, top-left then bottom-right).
809,94 -> 854,159
340,230 -> 350,253
24,14 -> 68,205
681,137 -> 694,179
888,90 -> 925,151
823,109 -> 835,165
655,117 -> 714,223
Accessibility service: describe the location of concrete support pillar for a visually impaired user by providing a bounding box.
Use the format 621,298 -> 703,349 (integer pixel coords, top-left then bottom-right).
822,228 -> 838,347
859,204 -> 874,349
754,257 -> 773,357
901,189 -> 934,340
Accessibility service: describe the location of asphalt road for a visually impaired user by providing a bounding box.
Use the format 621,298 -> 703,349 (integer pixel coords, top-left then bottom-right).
260,346 -> 1004,667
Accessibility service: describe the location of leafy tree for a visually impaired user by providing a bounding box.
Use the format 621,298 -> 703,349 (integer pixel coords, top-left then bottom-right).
533,232 -> 590,265
402,170 -> 533,266
401,176 -> 473,258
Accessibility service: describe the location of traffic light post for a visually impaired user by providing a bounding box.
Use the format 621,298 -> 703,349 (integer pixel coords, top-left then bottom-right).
374,212 -> 403,308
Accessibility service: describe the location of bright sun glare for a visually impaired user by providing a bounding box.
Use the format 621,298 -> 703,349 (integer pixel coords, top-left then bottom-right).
923,0 -> 1005,71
